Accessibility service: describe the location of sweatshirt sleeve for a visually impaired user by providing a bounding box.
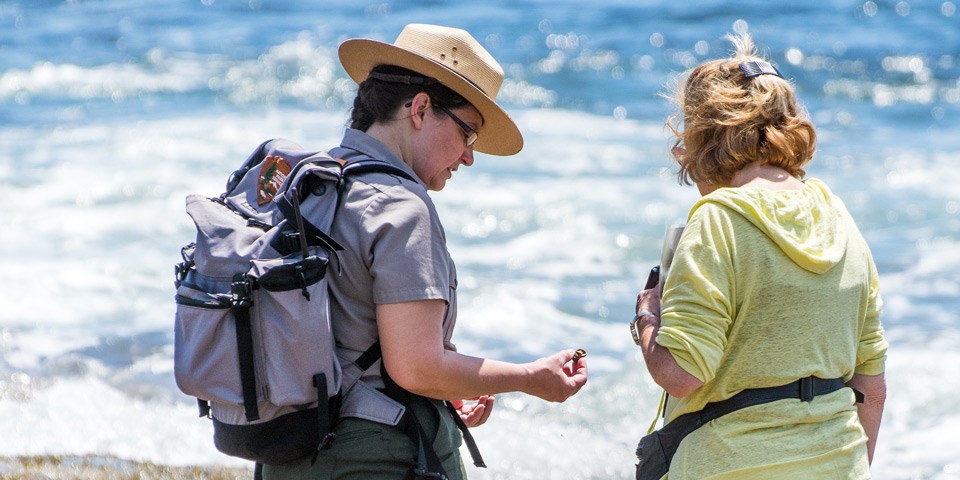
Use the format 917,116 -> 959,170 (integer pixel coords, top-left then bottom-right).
656,204 -> 737,384
855,255 -> 887,375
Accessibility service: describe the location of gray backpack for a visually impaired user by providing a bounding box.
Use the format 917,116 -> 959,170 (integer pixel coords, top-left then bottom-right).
172,138 -> 413,465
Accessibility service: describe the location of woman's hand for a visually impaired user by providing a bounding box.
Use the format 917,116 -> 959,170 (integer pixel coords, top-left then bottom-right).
451,395 -> 495,427
635,285 -> 661,317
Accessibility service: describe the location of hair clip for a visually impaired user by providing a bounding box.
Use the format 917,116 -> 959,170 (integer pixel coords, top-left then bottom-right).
367,72 -> 439,85
739,60 -> 782,78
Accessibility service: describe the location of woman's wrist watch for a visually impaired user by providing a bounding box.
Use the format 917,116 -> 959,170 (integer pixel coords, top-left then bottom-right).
630,311 -> 658,346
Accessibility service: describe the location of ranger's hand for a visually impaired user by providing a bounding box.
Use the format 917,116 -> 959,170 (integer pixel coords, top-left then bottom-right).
451,395 -> 495,427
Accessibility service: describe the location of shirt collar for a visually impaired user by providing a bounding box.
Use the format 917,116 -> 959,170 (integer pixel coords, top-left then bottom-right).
330,128 -> 424,188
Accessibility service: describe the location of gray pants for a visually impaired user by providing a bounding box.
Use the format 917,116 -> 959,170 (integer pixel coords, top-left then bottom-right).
262,396 -> 467,480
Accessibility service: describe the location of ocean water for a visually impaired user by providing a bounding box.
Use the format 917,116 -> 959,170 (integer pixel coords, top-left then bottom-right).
1,1 -> 959,478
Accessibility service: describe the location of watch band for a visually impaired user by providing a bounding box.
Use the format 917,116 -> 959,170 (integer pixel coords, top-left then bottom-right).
630,311 -> 658,346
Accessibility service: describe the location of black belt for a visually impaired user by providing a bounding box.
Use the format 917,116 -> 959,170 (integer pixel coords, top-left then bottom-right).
696,375 -> 863,425
635,376 -> 862,480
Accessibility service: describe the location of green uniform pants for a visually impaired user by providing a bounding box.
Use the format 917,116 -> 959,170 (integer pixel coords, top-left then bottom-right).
262,395 -> 467,480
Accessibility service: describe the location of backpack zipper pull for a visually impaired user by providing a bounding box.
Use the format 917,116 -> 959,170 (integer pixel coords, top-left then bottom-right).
289,186 -> 313,301
295,263 -> 311,301
290,187 -> 311,260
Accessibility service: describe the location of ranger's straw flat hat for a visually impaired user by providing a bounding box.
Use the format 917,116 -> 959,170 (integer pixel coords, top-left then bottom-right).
339,23 -> 523,156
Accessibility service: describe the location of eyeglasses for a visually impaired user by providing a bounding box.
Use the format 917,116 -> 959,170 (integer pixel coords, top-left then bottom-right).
402,101 -> 479,147
435,104 -> 479,147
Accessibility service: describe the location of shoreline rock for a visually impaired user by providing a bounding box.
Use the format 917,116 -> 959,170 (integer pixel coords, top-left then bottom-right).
0,455 -> 252,479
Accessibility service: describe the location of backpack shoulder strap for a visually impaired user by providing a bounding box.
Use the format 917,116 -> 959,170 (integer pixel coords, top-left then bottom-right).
353,340 -> 383,372
273,156 -> 418,252
341,159 -> 418,184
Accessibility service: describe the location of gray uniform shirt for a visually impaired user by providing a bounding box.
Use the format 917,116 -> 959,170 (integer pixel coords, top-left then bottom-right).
322,128 -> 458,424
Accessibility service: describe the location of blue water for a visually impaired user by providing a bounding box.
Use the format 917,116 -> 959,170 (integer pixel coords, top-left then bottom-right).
2,1 -> 959,479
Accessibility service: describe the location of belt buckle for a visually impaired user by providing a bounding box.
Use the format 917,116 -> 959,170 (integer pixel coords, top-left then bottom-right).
800,376 -> 815,402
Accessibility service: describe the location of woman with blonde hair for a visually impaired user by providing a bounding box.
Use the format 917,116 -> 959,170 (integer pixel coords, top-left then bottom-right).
632,33 -> 887,479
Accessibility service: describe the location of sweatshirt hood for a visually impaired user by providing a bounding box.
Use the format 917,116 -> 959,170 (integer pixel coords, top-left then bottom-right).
690,178 -> 848,274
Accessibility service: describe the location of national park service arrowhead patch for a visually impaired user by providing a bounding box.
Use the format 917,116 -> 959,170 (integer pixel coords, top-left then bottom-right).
257,154 -> 292,206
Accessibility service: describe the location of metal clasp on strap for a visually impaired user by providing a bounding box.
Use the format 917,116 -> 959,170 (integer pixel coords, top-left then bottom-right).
174,242 -> 196,288
174,262 -> 191,288
295,263 -> 311,300
231,274 -> 254,308
413,467 -> 449,480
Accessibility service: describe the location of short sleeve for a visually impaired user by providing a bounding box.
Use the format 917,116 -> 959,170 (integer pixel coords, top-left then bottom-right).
361,187 -> 452,305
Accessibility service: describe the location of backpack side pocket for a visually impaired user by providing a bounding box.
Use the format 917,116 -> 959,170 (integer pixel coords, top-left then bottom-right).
251,254 -> 342,406
174,282 -> 243,405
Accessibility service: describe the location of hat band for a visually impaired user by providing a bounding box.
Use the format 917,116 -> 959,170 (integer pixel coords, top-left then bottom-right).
368,62 -> 490,98
367,71 -> 440,85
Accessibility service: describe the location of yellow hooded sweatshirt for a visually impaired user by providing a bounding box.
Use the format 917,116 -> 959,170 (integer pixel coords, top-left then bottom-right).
656,178 -> 887,479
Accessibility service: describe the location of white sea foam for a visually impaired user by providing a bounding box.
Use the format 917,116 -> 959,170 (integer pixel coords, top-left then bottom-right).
2,107 -> 958,478
0,36 -> 342,107
0,35 -> 561,112
3,1 -> 959,477
0,377 -> 248,469
2,341 -> 954,479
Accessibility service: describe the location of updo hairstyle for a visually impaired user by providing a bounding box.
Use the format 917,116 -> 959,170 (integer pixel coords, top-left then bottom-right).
666,33 -> 817,186
349,64 -> 472,131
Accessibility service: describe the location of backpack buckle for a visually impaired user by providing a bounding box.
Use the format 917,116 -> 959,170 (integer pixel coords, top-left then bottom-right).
174,243 -> 197,287
174,262 -> 191,287
231,274 -> 254,308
